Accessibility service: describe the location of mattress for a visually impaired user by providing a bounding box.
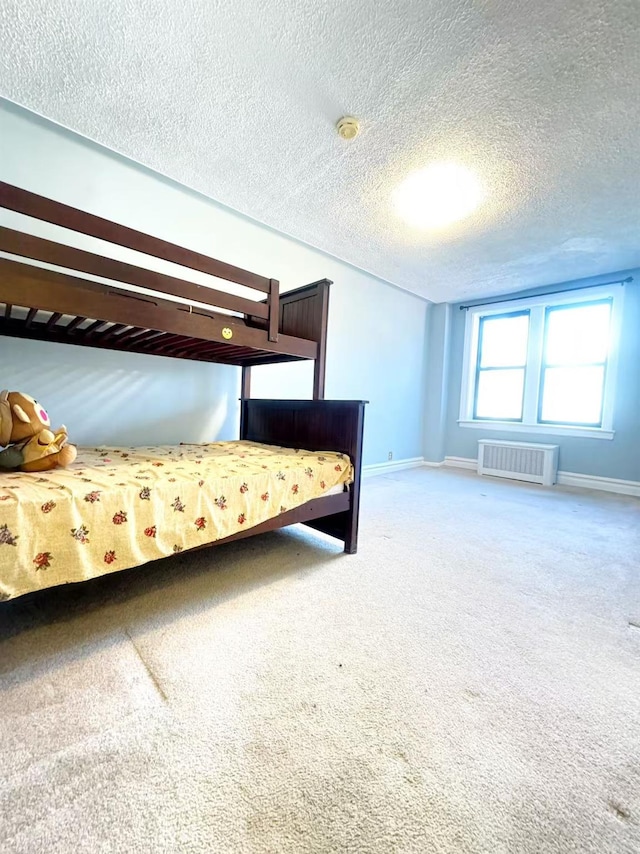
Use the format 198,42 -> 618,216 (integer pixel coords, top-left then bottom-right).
0,440 -> 353,600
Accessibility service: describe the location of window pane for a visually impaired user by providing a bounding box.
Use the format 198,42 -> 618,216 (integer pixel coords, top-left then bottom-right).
480,313 -> 529,367
475,369 -> 525,420
545,302 -> 611,365
540,366 -> 605,425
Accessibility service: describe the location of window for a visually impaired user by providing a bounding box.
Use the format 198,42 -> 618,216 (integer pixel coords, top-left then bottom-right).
539,300 -> 611,426
459,285 -> 624,439
474,311 -> 529,421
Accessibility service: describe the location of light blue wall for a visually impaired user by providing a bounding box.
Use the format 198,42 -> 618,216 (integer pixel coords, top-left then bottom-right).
432,271 -> 640,481
423,303 -> 452,463
0,337 -> 239,446
251,284 -> 430,465
0,101 -> 429,465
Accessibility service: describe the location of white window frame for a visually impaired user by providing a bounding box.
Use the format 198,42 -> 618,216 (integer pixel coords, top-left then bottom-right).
458,284 -> 625,440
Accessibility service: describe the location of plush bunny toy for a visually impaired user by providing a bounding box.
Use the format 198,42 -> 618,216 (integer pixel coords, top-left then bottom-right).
0,391 -> 77,472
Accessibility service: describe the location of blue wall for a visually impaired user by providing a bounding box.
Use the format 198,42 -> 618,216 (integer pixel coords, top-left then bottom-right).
0,100 -> 429,466
431,272 -> 640,481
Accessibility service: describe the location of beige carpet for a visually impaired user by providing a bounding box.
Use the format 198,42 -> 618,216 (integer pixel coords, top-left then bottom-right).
1,468 -> 639,853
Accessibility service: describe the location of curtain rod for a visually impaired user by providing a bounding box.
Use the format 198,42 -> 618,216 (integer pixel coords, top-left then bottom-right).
459,276 -> 633,310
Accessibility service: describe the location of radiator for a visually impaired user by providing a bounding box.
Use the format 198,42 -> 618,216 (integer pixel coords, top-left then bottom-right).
477,440 -> 559,486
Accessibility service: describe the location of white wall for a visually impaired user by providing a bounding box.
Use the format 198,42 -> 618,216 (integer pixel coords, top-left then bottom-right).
0,101 -> 429,464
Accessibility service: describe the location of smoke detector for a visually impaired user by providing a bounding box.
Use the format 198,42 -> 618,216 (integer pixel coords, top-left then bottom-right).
336,116 -> 360,140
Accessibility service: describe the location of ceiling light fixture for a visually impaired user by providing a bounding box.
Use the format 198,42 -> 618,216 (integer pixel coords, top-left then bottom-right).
392,162 -> 483,230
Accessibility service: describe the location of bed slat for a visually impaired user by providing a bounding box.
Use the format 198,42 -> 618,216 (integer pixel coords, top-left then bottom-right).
151,334 -> 192,354
101,323 -> 130,341
174,340 -> 227,358
46,312 -> 63,330
115,326 -> 151,346
80,319 -> 107,338
121,329 -> 165,348
65,315 -> 87,334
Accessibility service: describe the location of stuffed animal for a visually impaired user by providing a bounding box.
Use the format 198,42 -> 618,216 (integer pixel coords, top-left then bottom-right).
0,391 -> 77,472
0,391 -> 51,446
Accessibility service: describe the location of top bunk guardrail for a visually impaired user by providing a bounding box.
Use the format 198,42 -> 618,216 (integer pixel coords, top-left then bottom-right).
0,180 -> 280,342
0,182 -> 331,372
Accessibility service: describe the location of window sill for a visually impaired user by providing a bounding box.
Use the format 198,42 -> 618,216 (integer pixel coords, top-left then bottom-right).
457,420 -> 615,440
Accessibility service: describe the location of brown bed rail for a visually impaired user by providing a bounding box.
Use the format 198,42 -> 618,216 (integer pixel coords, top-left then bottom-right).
0,182 -> 271,291
0,181 -> 281,341
0,183 -> 332,392
0,225 -> 270,321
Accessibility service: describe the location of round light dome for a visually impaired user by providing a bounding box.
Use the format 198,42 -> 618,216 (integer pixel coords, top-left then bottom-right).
392,162 -> 483,230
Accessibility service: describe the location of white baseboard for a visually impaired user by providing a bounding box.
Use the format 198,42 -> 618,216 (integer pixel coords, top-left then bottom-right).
443,456 -> 477,471
366,455 -> 639,496
362,457 -> 424,478
433,456 -> 640,497
556,471 -> 640,497
424,457 -> 477,470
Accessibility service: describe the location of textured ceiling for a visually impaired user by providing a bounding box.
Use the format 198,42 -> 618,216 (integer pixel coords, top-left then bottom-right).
1,0 -> 639,302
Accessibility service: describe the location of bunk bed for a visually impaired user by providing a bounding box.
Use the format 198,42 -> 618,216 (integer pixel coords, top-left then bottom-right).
0,182 -> 366,600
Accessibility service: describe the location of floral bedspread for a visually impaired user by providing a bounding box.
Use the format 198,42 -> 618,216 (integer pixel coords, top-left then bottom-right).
0,440 -> 352,600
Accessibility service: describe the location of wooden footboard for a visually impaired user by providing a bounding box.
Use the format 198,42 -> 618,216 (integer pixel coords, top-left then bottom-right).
240,399 -> 366,553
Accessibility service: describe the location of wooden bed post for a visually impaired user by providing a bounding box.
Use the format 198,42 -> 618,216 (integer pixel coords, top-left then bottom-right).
241,365 -> 252,400
240,365 -> 251,438
268,279 -> 279,343
312,281 -> 330,400
313,358 -> 325,400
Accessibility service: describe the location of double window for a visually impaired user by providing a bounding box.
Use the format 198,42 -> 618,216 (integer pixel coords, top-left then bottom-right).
460,286 -> 623,439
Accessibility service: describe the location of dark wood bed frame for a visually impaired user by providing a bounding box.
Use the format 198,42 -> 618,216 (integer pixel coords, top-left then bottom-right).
0,182 -> 366,555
